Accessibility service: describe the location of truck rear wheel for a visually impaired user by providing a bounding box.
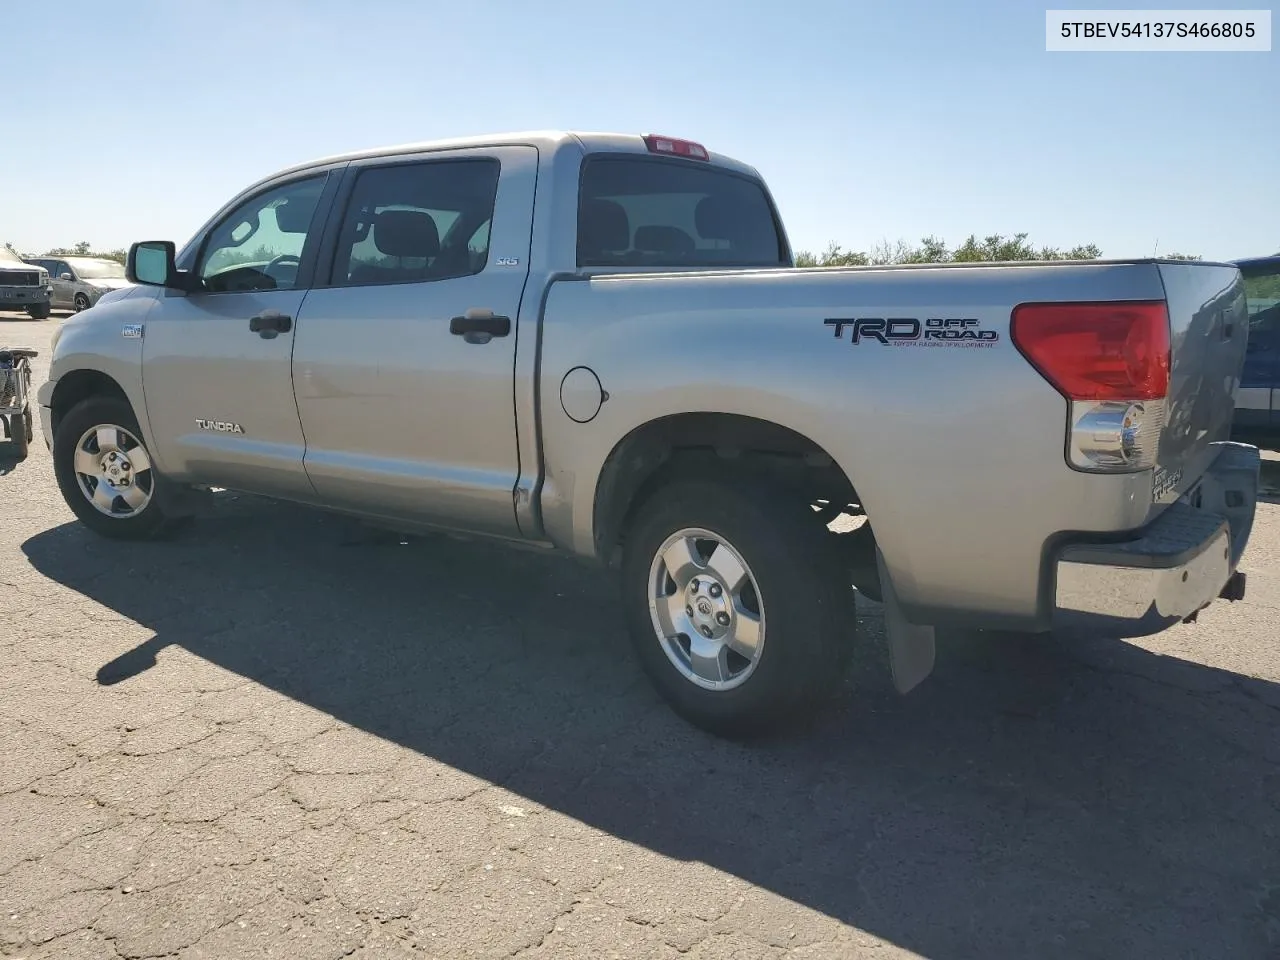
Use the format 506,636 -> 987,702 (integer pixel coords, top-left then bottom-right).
619,474 -> 855,739
52,396 -> 182,540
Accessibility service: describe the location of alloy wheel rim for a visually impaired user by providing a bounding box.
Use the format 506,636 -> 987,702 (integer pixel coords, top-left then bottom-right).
72,423 -> 154,518
646,527 -> 766,691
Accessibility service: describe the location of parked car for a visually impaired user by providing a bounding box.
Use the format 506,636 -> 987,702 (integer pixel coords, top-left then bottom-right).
0,245 -> 53,319
23,256 -> 132,313
1232,254 -> 1280,439
35,130 -> 1261,738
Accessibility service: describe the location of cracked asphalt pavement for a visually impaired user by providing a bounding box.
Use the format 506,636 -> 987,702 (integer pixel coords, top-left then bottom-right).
2,314 -> 1279,959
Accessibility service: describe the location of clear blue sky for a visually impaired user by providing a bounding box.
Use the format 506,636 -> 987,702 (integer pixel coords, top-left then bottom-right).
4,0 -> 1276,261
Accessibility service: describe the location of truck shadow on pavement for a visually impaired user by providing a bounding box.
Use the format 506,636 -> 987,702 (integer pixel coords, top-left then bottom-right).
21,493 -> 1280,960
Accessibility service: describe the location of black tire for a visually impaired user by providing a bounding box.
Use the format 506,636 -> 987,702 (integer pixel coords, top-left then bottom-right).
619,472 -> 856,739
74,294 -> 90,313
27,303 -> 51,320
52,395 -> 181,540
11,411 -> 29,459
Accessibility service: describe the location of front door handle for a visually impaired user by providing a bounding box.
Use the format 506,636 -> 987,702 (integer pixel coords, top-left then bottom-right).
450,308 -> 511,343
249,311 -> 293,339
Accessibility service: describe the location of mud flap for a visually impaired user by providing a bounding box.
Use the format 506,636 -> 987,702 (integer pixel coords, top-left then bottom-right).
876,547 -> 936,694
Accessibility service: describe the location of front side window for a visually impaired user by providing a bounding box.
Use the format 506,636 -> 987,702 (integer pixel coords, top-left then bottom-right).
331,158 -> 500,287
577,156 -> 786,268
53,261 -> 72,279
196,175 -> 327,293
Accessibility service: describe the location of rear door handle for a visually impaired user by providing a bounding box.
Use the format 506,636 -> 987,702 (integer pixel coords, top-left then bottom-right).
450,309 -> 511,342
249,311 -> 292,338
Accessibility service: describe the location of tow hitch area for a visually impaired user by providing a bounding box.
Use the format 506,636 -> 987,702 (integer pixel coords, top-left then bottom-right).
1184,571 -> 1249,624
1219,570 -> 1247,602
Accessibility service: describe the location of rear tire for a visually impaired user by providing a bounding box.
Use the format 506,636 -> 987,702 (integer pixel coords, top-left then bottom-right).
52,395 -> 182,540
619,472 -> 856,739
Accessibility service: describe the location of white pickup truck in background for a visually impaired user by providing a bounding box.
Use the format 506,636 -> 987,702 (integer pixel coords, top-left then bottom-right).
37,130 -> 1261,738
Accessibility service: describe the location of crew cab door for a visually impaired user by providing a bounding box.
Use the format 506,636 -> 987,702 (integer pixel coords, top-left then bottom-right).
1237,261 -> 1280,431
140,167 -> 342,498
290,146 -> 537,537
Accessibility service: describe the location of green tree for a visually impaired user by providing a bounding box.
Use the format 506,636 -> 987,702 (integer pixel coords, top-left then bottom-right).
794,241 -> 868,267
795,232 -> 1109,267
41,243 -> 128,264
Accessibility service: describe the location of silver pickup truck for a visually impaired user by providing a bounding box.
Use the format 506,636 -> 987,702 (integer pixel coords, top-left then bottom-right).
37,130 -> 1261,738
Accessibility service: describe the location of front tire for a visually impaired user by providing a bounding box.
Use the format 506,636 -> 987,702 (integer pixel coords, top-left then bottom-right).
27,303 -> 51,320
52,396 -> 180,540
74,293 -> 91,313
619,474 -> 856,739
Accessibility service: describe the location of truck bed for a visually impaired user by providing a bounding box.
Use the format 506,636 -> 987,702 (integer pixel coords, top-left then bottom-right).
534,257 -> 1249,631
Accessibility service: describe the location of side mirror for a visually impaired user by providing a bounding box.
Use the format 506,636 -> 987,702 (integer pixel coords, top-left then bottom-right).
58,272 -> 73,281
126,240 -> 181,289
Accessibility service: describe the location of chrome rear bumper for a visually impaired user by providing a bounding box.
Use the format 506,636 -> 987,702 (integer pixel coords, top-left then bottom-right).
1053,442 -> 1259,636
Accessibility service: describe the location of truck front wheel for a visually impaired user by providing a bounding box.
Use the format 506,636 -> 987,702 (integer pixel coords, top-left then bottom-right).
619,475 -> 856,739
52,396 -> 182,540
27,303 -> 51,320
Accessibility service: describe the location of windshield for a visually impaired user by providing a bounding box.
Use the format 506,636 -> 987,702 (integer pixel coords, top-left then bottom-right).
71,259 -> 127,280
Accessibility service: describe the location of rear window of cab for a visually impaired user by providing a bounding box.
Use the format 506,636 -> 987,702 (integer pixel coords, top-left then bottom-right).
576,155 -> 786,269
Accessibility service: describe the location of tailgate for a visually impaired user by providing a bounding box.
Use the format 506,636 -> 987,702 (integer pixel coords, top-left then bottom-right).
1151,261 -> 1250,508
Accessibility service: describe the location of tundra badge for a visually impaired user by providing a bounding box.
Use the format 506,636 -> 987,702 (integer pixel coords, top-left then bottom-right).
196,419 -> 244,434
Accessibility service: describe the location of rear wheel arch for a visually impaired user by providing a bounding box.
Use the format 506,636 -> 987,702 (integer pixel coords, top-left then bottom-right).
592,412 -> 873,565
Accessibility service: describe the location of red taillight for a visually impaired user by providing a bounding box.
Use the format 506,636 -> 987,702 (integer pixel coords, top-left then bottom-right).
642,134 -> 710,161
1010,301 -> 1170,401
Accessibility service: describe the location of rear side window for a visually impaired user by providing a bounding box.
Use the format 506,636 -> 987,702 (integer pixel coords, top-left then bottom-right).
577,156 -> 785,268
331,158 -> 500,287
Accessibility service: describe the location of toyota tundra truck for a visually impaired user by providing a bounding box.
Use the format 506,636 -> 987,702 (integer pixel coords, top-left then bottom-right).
35,130 -> 1261,738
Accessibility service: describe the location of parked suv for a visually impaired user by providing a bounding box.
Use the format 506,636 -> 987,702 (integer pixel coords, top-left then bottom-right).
23,256 -> 132,313
0,246 -> 53,319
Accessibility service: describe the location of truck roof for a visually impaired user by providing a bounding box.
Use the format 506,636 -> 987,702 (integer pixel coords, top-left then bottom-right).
242,130 -> 764,197
1233,254 -> 1280,273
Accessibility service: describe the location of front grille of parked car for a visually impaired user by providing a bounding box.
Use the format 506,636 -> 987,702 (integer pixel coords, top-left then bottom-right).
0,270 -> 40,287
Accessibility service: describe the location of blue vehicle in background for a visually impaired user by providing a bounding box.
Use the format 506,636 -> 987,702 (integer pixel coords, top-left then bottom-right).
1233,254 -> 1280,445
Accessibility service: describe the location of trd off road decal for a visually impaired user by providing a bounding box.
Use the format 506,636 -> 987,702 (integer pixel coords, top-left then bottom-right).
823,317 -> 1000,348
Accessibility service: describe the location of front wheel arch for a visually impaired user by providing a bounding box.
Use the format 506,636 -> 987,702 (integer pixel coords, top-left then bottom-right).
49,369 -> 133,442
